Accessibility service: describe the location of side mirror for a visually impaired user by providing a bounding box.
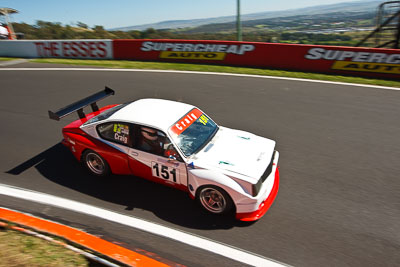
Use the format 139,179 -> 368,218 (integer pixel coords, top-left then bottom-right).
168,155 -> 177,161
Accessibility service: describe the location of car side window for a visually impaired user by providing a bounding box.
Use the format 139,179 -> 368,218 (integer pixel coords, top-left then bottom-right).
133,125 -> 182,161
97,122 -> 132,147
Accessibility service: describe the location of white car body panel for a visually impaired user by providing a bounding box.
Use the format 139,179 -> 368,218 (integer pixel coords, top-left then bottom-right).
109,99 -> 195,133
191,126 -> 275,184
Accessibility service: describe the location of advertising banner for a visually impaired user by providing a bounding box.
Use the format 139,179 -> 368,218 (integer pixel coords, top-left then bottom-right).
1,39 -> 398,79
113,39 -> 400,79
0,40 -> 113,59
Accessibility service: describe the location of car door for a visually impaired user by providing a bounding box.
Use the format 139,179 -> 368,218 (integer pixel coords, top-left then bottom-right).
128,124 -> 188,191
95,121 -> 134,175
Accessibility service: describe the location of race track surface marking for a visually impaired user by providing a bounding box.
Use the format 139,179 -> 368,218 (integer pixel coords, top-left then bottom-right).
0,183 -> 288,267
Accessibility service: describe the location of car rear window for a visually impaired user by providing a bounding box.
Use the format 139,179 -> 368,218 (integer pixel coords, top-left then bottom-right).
83,102 -> 130,125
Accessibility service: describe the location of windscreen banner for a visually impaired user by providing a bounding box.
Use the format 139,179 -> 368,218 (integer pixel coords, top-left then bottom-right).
0,40 -> 113,59
113,39 -> 400,79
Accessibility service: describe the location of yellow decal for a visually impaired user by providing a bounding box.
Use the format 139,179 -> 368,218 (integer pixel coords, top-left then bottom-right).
198,115 -> 209,125
113,123 -> 129,134
332,61 -> 400,74
160,51 -> 226,60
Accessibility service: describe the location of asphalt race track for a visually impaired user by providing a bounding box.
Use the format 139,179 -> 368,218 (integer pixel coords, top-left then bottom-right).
1,63 -> 399,266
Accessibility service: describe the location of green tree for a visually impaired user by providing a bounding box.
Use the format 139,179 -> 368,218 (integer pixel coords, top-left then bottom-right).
76,21 -> 88,29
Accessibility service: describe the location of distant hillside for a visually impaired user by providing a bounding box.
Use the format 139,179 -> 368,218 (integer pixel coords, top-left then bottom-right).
110,0 -> 381,31
181,10 -> 375,34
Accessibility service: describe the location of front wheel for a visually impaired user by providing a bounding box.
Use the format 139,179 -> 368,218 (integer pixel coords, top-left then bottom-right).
82,150 -> 110,177
196,185 -> 233,215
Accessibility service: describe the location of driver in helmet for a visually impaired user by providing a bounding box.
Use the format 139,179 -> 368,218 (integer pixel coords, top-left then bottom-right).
138,127 -> 162,154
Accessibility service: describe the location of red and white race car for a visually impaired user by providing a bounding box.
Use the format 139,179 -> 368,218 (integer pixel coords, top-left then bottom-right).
49,88 -> 279,221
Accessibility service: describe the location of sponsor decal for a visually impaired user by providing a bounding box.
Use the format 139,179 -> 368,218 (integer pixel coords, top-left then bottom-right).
170,108 -> 203,135
305,47 -> 400,74
219,161 -> 234,166
34,41 -> 108,58
141,41 -> 255,60
198,114 -> 209,125
113,123 -> 129,144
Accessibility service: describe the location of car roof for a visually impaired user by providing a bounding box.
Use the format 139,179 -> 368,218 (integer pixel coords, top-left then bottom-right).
109,98 -> 195,132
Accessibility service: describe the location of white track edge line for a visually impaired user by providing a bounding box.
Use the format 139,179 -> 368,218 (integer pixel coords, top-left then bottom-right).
0,59 -> 28,67
0,67 -> 398,91
0,183 -> 288,267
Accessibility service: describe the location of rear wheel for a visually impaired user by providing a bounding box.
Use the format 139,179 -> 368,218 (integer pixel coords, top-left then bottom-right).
197,185 -> 233,215
82,150 -> 110,177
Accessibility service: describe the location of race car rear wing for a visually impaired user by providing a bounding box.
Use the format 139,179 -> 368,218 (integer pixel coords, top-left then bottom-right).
48,87 -> 115,121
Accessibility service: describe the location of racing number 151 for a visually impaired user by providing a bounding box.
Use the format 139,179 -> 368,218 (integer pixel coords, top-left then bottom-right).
152,162 -> 177,182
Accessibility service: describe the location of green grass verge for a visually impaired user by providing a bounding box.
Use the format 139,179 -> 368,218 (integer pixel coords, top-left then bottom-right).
0,228 -> 89,267
16,58 -> 400,88
0,57 -> 19,61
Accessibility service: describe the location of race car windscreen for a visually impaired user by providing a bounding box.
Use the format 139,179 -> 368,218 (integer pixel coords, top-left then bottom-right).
169,108 -> 218,157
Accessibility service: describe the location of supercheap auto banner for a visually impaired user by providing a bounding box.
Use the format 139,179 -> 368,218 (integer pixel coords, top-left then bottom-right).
113,39 -> 400,79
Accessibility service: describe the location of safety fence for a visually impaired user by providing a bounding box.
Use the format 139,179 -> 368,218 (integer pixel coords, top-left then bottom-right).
0,39 -> 399,79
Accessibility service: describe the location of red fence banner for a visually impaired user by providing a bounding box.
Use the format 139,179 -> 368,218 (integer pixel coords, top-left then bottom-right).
1,39 -> 399,79
113,39 -> 400,79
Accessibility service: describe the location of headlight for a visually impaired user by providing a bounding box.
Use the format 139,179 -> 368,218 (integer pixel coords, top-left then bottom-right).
252,179 -> 263,197
251,151 -> 276,197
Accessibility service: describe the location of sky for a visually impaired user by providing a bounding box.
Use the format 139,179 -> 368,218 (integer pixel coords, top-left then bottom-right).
1,0 -> 374,29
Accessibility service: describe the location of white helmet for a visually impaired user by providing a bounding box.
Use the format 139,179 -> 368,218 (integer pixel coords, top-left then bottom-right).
141,127 -> 158,141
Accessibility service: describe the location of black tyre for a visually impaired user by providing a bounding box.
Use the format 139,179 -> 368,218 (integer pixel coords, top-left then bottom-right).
196,185 -> 233,215
82,150 -> 110,177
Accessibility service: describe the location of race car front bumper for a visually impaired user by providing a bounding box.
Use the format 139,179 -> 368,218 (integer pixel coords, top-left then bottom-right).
235,167 -> 279,221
